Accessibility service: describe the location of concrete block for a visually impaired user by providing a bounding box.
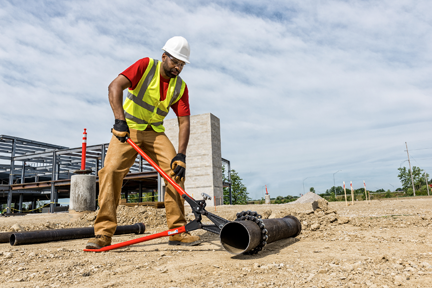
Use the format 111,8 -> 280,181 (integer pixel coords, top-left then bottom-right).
265,195 -> 271,204
69,175 -> 96,212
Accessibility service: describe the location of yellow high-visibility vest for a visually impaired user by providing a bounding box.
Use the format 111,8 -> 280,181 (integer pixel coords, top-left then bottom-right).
123,58 -> 186,132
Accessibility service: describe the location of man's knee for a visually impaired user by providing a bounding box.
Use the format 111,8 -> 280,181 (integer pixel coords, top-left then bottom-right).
98,166 -> 116,180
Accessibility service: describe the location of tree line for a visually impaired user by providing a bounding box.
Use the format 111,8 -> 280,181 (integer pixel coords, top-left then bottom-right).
220,165 -> 432,206
319,165 -> 431,200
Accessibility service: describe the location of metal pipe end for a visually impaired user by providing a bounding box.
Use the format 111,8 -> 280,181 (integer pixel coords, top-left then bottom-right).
220,221 -> 261,255
283,215 -> 302,237
9,234 -> 17,246
136,223 -> 146,234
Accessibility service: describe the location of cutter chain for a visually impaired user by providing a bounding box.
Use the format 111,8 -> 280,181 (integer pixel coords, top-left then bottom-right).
235,210 -> 268,255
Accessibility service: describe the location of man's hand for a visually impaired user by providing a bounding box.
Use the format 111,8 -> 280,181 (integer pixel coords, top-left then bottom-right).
170,153 -> 186,181
111,119 -> 130,143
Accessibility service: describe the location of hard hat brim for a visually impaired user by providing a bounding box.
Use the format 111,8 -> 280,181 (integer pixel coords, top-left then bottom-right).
162,48 -> 190,64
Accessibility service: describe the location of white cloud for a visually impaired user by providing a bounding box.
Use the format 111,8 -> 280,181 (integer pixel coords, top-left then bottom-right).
0,0 -> 431,199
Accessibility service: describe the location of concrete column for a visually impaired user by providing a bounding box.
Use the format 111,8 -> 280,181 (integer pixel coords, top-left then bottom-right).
164,113 -> 223,206
69,175 -> 96,212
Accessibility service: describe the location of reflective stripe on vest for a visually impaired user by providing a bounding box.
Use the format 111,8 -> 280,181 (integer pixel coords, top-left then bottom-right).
123,58 -> 186,132
124,112 -> 163,126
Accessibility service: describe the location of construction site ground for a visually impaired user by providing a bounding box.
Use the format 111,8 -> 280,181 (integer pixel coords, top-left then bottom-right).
1,197 -> 432,288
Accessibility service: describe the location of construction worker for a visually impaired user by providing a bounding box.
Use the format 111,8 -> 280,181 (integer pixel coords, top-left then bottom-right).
86,36 -> 200,249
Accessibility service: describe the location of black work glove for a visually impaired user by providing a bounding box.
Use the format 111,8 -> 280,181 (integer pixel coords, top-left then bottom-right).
170,153 -> 186,181
111,119 -> 130,143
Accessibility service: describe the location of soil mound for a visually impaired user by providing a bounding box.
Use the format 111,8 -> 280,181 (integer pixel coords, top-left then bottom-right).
291,192 -> 324,204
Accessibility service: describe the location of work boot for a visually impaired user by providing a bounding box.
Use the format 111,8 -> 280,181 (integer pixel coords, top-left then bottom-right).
168,232 -> 201,246
85,235 -> 112,249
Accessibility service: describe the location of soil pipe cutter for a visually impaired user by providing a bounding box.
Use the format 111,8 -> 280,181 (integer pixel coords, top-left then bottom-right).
83,138 -> 302,254
83,137 -> 229,252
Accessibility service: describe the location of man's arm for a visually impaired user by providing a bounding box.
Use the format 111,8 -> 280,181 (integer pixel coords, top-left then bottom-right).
108,75 -> 132,120
177,116 -> 190,155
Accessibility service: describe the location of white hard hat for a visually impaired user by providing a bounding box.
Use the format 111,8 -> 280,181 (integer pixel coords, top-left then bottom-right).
162,36 -> 191,64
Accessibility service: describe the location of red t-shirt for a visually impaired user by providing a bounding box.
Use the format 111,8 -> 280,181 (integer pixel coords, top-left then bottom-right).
120,58 -> 190,117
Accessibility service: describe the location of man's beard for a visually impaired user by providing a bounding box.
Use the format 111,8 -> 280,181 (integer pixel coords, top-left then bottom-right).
163,62 -> 179,78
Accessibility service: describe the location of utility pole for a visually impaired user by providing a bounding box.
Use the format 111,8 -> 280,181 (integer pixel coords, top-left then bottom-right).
405,142 -> 416,196
425,173 -> 430,196
302,177 -> 310,195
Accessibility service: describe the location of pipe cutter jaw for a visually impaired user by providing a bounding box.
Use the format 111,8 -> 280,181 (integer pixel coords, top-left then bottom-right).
182,194 -> 230,235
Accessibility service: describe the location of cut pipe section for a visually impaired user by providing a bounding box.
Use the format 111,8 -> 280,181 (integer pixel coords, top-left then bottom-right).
8,223 -> 145,246
220,216 -> 301,255
0,232 -> 13,243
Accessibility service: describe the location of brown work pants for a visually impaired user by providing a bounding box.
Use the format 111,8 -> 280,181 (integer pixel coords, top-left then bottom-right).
94,129 -> 186,237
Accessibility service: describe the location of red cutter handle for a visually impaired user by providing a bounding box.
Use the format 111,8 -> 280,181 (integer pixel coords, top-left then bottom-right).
83,226 -> 186,252
127,138 -> 192,199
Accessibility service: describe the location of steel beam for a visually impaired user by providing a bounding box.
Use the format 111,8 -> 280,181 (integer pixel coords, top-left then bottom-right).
50,152 -> 57,213
101,144 -> 106,169
18,194 -> 23,213
32,198 -> 36,213
7,139 -> 16,213
157,173 -> 164,202
0,134 -> 66,150
139,182 -> 143,202
222,158 -> 232,205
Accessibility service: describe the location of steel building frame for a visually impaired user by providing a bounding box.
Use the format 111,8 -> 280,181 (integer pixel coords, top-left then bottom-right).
0,135 -> 158,214
1,134 -> 231,214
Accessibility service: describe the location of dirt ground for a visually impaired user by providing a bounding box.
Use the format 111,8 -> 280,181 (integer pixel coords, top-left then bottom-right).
1,197 -> 432,288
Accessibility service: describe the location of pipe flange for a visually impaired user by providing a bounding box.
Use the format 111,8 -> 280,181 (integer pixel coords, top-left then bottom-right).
235,210 -> 267,255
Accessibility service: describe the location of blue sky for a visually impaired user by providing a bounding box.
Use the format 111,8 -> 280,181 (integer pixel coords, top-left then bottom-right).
1,0 -> 431,199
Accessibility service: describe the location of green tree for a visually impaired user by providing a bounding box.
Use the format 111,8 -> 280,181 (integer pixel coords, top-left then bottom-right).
284,195 -> 297,203
326,186 -> 343,195
310,187 -> 316,193
275,196 -> 284,204
223,168 -> 250,204
417,185 -> 430,196
329,192 -> 336,202
129,193 -> 139,203
398,166 -> 428,192
354,188 -> 364,195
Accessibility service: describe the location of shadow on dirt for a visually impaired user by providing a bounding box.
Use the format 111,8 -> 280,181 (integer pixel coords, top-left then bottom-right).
231,237 -> 301,260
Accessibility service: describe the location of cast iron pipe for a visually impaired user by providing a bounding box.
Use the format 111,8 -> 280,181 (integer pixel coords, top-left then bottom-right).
0,232 -> 12,243
8,223 -> 145,246
220,216 -> 301,255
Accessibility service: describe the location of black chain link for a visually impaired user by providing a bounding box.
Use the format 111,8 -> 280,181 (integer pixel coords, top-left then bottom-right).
235,210 -> 268,255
